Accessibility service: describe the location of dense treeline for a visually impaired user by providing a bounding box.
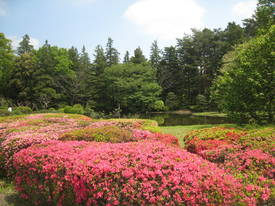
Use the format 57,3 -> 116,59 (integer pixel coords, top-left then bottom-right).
0,0 -> 274,123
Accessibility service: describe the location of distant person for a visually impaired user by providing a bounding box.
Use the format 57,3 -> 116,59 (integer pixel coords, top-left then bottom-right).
8,106 -> 12,112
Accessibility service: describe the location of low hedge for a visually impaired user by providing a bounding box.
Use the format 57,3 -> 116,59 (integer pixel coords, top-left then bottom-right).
13,141 -> 253,206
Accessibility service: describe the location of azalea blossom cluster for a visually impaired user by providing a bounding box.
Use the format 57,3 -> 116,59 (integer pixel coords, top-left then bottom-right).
183,127 -> 275,204
13,140 -> 251,206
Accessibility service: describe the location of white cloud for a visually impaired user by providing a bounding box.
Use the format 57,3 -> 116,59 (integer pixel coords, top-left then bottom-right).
232,0 -> 257,19
0,0 -> 7,16
124,0 -> 205,40
8,36 -> 40,50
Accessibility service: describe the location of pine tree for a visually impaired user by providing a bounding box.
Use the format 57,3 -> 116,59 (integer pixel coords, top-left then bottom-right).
123,51 -> 130,63
150,40 -> 161,69
17,34 -> 34,55
105,38 -> 119,67
130,47 -> 146,64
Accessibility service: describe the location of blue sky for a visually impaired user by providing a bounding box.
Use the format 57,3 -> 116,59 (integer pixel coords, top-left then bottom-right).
0,0 -> 257,59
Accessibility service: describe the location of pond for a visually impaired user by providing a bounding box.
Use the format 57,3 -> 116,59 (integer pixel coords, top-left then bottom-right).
140,113 -> 231,126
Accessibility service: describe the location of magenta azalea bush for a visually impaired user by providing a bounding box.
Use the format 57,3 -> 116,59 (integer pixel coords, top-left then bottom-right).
183,127 -> 275,204
13,140 -> 252,206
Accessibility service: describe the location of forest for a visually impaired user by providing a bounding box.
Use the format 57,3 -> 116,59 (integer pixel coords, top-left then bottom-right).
0,0 -> 274,123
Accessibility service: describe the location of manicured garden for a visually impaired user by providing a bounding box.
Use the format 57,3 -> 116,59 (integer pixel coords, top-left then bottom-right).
0,114 -> 274,205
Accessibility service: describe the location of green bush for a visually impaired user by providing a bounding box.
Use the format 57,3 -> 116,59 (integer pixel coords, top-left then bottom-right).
13,106 -> 33,115
60,126 -> 133,143
63,104 -> 84,114
150,100 -> 167,111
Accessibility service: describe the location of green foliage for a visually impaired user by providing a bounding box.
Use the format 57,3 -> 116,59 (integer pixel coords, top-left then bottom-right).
195,94 -> 208,111
13,106 -> 33,115
165,92 -> 180,110
150,100 -> 166,111
60,126 -> 133,143
63,104 -> 84,114
103,63 -> 162,113
130,47 -> 147,64
211,26 -> 275,123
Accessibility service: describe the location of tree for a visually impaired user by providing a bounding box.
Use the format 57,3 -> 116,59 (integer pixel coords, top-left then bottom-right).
105,38 -> 119,67
17,34 -> 34,55
123,51 -> 130,63
243,0 -> 274,37
7,53 -> 37,107
211,26 -> 275,123
158,46 -> 180,97
150,40 -> 161,69
103,63 -> 161,113
0,33 -> 15,100
165,92 -> 180,110
130,47 -> 146,64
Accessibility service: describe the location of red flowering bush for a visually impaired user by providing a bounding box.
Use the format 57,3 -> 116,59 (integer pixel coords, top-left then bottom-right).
184,127 -> 246,143
183,127 -> 275,204
13,140 -> 251,206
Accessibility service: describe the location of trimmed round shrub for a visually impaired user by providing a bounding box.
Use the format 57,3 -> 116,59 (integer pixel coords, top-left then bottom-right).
13,141 -> 251,206
60,126 -> 133,143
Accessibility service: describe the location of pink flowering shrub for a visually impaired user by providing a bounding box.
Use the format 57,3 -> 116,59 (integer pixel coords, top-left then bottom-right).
13,140 -> 251,206
183,127 -> 275,204
0,113 -> 93,175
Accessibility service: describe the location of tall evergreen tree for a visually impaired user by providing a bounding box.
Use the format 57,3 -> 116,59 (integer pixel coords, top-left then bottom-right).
123,51 -> 130,63
158,46 -> 180,98
130,47 -> 146,64
17,34 -> 34,55
94,45 -> 107,74
150,40 -> 161,69
105,38 -> 119,67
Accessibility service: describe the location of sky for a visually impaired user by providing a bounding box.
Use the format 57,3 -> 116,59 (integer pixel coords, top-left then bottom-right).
0,0 -> 258,59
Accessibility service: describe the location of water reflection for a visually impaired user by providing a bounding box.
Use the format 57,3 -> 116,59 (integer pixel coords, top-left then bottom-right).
141,113 -> 231,126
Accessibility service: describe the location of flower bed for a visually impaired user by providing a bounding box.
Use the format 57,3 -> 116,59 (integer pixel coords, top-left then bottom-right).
13,140 -> 251,206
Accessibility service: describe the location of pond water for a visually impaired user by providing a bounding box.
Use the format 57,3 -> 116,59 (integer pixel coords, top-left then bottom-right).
140,113 -> 231,126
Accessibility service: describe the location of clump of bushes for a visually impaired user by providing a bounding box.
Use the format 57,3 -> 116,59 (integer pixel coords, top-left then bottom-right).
13,141 -> 251,206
